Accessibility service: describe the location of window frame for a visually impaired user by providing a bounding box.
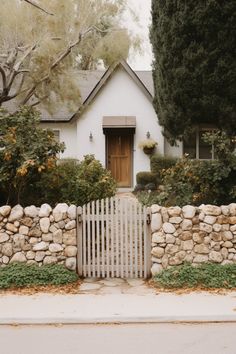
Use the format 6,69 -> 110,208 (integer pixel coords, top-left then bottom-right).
183,125 -> 215,160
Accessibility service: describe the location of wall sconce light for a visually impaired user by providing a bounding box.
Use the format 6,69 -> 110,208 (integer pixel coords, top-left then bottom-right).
89,132 -> 93,142
146,131 -> 151,139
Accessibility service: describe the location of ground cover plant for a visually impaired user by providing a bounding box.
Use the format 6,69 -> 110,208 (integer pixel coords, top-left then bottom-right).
0,263 -> 78,289
153,263 -> 236,289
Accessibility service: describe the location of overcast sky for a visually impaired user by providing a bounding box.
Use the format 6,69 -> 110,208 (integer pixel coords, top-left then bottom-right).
126,0 -> 153,70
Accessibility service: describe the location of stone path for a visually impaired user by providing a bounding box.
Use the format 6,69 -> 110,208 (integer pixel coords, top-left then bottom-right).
79,278 -> 156,295
115,192 -> 138,201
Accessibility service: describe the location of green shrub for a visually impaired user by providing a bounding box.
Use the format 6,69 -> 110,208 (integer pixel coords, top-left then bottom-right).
134,184 -> 145,192
153,263 -> 236,289
150,154 -> 177,176
147,131 -> 236,207
159,156 -> 236,206
145,183 -> 156,191
28,155 -> 117,206
135,191 -> 161,206
136,171 -> 158,187
0,263 -> 78,289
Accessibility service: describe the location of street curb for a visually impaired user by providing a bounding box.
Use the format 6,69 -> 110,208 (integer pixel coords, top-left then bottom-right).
1,315 -> 236,325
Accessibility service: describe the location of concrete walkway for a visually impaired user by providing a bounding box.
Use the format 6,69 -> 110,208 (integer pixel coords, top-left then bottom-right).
0,278 -> 236,324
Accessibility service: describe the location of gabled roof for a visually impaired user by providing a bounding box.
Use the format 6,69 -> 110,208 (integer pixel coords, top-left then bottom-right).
74,61 -> 152,121
41,60 -> 154,123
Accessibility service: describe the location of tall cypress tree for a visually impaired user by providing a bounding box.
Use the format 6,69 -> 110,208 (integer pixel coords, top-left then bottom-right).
150,0 -> 236,143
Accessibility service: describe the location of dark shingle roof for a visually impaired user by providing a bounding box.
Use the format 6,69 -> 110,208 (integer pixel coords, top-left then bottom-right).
2,65 -> 154,122
135,71 -> 154,97
40,68 -> 154,122
39,70 -> 105,122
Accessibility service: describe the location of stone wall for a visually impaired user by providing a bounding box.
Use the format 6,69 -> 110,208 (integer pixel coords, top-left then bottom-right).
151,204 -> 236,275
0,203 -> 77,270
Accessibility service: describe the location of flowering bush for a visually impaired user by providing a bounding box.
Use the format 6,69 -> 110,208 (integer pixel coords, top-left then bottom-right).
138,131 -> 236,207
32,155 -> 117,206
158,132 -> 236,206
0,107 -> 64,205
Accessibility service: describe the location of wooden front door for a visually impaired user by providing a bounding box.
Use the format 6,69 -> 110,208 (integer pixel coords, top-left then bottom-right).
107,134 -> 132,187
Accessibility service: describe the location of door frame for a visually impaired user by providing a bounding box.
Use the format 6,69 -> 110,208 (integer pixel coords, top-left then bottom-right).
105,128 -> 134,188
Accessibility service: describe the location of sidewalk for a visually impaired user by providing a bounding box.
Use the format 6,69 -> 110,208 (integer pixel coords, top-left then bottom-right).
0,289 -> 236,324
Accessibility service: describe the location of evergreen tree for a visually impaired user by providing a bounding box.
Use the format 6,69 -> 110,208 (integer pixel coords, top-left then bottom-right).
150,0 -> 236,143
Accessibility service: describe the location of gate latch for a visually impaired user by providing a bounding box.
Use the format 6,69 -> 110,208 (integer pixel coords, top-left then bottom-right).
77,206 -> 82,223
146,212 -> 151,225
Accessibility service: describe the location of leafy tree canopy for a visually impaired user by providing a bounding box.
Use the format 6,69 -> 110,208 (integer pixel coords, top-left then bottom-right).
150,0 -> 236,143
0,0 -> 140,111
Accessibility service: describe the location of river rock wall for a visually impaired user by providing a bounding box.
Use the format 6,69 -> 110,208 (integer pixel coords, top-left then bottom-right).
0,203 -> 77,270
151,204 -> 236,275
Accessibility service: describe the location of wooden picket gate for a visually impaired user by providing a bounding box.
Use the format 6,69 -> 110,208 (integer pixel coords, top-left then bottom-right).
77,197 -> 151,279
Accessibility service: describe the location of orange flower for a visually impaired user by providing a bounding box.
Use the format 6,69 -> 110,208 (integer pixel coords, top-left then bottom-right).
17,166 -> 28,176
38,165 -> 46,173
4,152 -> 11,161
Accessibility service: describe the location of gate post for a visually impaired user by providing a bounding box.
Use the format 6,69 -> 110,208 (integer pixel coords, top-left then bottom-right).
146,207 -> 152,278
77,206 -> 83,277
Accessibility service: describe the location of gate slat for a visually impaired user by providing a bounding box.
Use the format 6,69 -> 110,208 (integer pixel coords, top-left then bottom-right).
82,205 -> 87,277
120,199 -> 124,278
139,203 -> 143,277
115,198 -> 119,277
143,207 -> 147,279
129,201 -> 133,278
106,198 -> 110,277
124,198 -> 129,278
87,203 -> 91,277
110,197 -> 114,277
96,200 -> 100,277
101,199 -> 105,277
91,201 -> 96,277
134,202 -> 138,278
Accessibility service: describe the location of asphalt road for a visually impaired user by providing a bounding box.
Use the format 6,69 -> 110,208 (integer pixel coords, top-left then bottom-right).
0,323 -> 235,354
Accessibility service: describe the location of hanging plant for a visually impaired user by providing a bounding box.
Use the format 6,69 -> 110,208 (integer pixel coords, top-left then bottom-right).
138,139 -> 158,155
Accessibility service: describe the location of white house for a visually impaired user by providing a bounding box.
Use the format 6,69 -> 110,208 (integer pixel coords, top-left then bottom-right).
40,61 -> 212,189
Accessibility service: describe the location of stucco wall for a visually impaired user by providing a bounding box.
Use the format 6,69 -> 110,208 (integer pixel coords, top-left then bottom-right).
76,67 -> 165,187
40,67 -> 184,187
40,122 -> 78,160
164,140 -> 183,158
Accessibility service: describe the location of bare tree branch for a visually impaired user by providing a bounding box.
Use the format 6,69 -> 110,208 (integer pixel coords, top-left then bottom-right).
21,25 -> 108,105
21,30 -> 92,104
0,66 -> 7,91
0,24 -> 117,107
22,0 -> 54,16
13,44 -> 37,72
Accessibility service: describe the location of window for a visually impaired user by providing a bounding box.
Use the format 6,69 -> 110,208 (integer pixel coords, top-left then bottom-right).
183,127 -> 214,160
183,131 -> 197,159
